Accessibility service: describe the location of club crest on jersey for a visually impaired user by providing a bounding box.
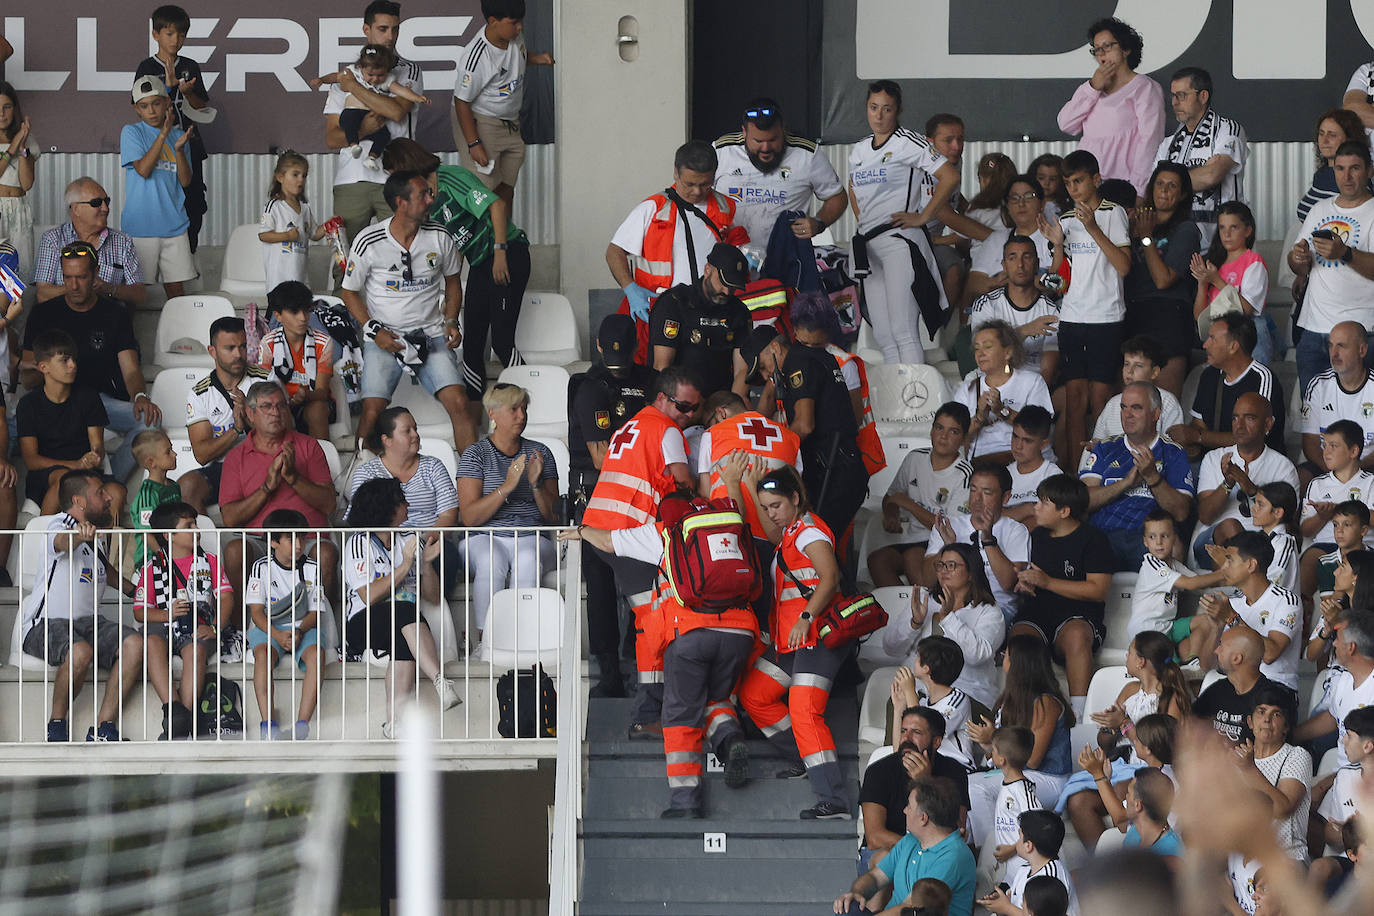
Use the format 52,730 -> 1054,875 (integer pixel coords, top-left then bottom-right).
789,371 -> 804,388
881,152 -> 892,163
595,411 -> 610,429
663,320 -> 679,339
1364,402 -> 1373,418
426,252 -> 438,270
779,166 -> 791,180
936,487 -> 949,505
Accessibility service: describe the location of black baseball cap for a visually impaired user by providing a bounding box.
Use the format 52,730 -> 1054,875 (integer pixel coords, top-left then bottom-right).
707,242 -> 749,291
738,325 -> 780,383
597,313 -> 638,369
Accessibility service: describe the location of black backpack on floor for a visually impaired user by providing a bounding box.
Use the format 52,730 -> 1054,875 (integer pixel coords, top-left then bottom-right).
199,673 -> 245,736
496,666 -> 557,738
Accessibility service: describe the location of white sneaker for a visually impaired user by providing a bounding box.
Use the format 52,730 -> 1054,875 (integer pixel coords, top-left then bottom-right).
434,675 -> 462,710
381,720 -> 396,740
362,155 -> 382,171
347,144 -> 363,159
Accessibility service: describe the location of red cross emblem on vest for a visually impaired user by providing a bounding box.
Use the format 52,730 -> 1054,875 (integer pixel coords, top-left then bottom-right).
739,416 -> 781,451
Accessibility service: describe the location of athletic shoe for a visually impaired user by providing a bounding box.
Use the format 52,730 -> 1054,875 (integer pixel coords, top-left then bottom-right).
723,739 -> 750,789
775,762 -> 807,779
627,722 -> 663,741
294,721 -> 311,741
260,720 -> 281,741
346,144 -> 363,159
46,718 -> 69,743
800,801 -> 851,820
433,675 -> 462,710
219,627 -> 244,664
381,720 -> 399,740
87,721 -> 124,742
362,156 -> 383,171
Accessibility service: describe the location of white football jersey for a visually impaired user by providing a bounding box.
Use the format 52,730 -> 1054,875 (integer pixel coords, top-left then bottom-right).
848,128 -> 947,234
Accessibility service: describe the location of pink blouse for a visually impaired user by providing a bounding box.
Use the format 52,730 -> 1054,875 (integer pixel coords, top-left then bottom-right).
1057,73 -> 1166,197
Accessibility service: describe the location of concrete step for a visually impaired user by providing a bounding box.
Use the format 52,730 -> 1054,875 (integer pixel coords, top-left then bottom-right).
581,820 -> 857,907
579,903 -> 841,916
584,764 -> 861,820
585,695 -> 860,747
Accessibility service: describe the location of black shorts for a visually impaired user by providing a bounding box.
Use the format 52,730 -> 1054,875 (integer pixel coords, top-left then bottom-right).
346,600 -> 420,663
1125,298 -> 1195,360
1012,609 -> 1106,653
291,397 -> 338,433
25,468 -> 120,507
1058,321 -> 1125,384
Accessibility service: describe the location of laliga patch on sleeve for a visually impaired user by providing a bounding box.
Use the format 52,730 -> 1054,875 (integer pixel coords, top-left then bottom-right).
663,320 -> 679,339
707,532 -> 744,561
595,411 -> 610,429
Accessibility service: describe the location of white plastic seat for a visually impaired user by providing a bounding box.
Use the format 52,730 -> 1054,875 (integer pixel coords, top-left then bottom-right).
1200,668 -> 1225,693
855,321 -> 883,365
417,440 -> 459,481
218,224 -> 269,299
859,664 -> 901,749
327,374 -> 355,451
1308,667 -> 1336,717
480,586 -> 564,670
1095,826 -> 1127,854
149,367 -> 207,432
1096,572 -> 1139,666
164,436 -> 200,482
1068,666 -> 1135,758
855,512 -> 908,588
389,377 -> 457,447
1315,746 -> 1341,782
513,292 -> 581,366
864,436 -> 931,512
527,436 -> 571,497
155,295 -> 236,368
496,364 -> 571,441
866,363 -> 949,434
317,438 -> 344,494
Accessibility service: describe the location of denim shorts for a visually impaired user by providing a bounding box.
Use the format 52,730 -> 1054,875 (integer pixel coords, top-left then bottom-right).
361,334 -> 463,400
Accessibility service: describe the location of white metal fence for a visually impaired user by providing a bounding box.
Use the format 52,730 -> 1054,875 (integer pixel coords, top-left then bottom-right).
1,523 -> 580,745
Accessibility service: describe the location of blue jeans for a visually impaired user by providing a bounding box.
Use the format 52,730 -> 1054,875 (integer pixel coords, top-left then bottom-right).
1296,328 -> 1374,397
1192,522 -> 1220,568
101,392 -> 159,481
360,334 -> 464,401
1105,525 -> 1147,573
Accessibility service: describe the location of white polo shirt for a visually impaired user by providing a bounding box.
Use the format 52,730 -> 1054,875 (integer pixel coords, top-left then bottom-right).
1059,202 -> 1130,324
848,128 -> 947,235
713,134 -> 843,249
884,448 -> 973,541
1301,469 -> 1374,545
969,287 -> 1061,373
1197,446 -> 1299,526
343,217 -> 459,336
1225,583 -> 1301,689
454,32 -> 526,120
1301,368 -> 1374,453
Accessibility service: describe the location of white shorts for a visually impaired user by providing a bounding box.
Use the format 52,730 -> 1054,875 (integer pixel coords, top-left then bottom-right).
132,234 -> 197,284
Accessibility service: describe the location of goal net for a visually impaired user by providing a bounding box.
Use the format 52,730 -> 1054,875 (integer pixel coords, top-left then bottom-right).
0,772 -> 350,915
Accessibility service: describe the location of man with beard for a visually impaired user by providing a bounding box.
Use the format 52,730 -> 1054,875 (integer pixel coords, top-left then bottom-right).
648,242 -> 753,398
712,98 -> 846,251
21,469 -> 147,742
182,317 -> 276,512
857,707 -> 971,867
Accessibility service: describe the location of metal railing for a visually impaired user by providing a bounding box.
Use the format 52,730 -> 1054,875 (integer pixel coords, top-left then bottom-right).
548,539 -> 584,915
2,523 -> 580,745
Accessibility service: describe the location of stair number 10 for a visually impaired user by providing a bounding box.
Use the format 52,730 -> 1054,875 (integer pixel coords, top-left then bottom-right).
703,832 -> 726,853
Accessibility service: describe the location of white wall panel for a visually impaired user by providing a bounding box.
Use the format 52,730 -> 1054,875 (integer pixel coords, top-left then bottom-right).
27,146 -> 558,248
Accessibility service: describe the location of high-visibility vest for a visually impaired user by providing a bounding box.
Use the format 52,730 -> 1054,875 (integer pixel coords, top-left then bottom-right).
771,514 -> 834,652
632,191 -> 737,293
705,412 -> 802,540
826,344 -> 887,476
582,406 -> 682,530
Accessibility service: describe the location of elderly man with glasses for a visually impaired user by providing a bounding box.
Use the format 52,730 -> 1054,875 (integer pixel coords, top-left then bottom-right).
32,177 -> 146,306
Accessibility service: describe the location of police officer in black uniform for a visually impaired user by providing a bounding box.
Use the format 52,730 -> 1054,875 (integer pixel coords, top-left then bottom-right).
569,314 -> 657,696
741,325 -> 868,562
649,242 -> 753,398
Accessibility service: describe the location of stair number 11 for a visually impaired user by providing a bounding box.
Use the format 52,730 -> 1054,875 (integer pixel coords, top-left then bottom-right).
703,832 -> 726,853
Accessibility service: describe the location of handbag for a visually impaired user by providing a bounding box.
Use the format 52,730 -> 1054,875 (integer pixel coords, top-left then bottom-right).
776,549 -> 887,650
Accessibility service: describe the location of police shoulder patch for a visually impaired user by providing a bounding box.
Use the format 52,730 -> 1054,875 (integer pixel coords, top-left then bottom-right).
595,411 -> 610,429
663,320 -> 679,340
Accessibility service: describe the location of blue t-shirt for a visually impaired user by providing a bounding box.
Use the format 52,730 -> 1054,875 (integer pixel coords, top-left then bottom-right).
119,121 -> 189,238
878,830 -> 976,916
1124,824 -> 1185,857
1080,435 -> 1194,532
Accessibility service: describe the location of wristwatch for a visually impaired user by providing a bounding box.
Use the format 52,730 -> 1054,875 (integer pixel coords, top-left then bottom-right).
1140,237 -> 1154,249
799,611 -> 813,621
980,534 -> 999,548
493,243 -> 508,251
1341,246 -> 1354,263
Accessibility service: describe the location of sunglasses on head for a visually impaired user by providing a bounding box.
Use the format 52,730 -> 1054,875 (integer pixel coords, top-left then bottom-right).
60,243 -> 98,266
75,197 -> 111,209
758,478 -> 786,492
744,106 -> 775,120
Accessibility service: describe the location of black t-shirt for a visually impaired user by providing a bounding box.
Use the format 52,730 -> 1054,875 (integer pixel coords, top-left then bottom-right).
16,385 -> 109,460
648,281 -> 750,397
134,55 -> 208,161
1189,363 -> 1286,452
24,295 -> 139,401
1193,673 -> 1295,744
858,749 -> 971,838
1024,522 -> 1116,626
567,363 -> 656,472
778,343 -> 858,445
